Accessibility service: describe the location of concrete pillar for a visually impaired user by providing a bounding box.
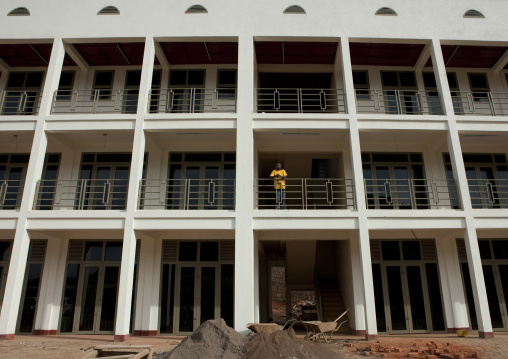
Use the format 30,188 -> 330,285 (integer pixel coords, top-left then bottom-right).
114,37 -> 154,341
349,234 -> 366,334
340,37 -> 378,340
0,38 -> 65,339
234,35 -> 255,333
436,235 -> 469,332
430,38 -> 493,338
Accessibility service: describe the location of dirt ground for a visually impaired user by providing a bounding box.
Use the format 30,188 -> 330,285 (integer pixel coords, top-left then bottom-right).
0,331 -> 507,359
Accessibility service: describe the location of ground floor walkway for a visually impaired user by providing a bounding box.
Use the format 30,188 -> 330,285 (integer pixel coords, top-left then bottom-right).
0,332 -> 507,359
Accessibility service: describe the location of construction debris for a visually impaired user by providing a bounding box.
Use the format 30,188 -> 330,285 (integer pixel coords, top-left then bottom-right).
81,345 -> 153,359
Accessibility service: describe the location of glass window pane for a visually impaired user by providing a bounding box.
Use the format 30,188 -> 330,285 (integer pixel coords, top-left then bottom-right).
94,71 -> 113,87
478,240 -> 492,259
188,70 -> 204,85
99,266 -> 119,331
104,242 -> 122,261
220,264 -> 234,327
402,241 -> 421,260
84,242 -> 103,261
179,267 -> 195,332
382,241 -> 400,261
0,242 -> 11,261
26,72 -> 43,88
493,240 -> 508,259
200,242 -> 218,261
170,71 -> 186,86
381,72 -> 398,87
372,264 -> 386,332
19,264 -> 43,332
60,264 -> 80,333
200,267 -> 216,324
7,73 -> 25,88
218,70 -> 236,86
399,72 -> 416,87
125,71 -> 141,87
179,242 -> 197,261
160,264 -> 176,333
425,263 -> 445,331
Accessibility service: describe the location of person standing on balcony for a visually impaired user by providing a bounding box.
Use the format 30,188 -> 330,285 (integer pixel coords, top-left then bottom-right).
270,162 -> 287,209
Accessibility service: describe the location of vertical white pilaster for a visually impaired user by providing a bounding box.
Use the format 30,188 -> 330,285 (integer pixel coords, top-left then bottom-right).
431,38 -> 493,338
149,238 -> 162,332
436,235 -> 469,331
140,237 -> 154,332
114,37 -> 154,340
349,234 -> 366,332
340,37 -> 378,340
234,35 -> 255,333
0,38 -> 65,338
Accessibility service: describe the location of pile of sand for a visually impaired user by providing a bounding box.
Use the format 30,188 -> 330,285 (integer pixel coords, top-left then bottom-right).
243,327 -> 342,359
156,319 -> 246,359
156,319 -> 345,359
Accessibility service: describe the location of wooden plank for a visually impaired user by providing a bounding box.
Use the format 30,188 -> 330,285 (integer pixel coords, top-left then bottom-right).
96,345 -> 153,350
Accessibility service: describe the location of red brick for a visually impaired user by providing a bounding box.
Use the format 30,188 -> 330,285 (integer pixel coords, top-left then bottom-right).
453,354 -> 464,359
426,356 -> 437,359
344,343 -> 353,347
472,351 -> 481,358
393,348 -> 402,353
408,353 -> 419,358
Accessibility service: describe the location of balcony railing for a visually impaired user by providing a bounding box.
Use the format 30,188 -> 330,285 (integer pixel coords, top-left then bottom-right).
451,92 -> 508,116
33,179 -> 128,210
139,178 -> 235,210
255,88 -> 347,113
255,178 -> 355,209
469,179 -> 508,209
0,180 -> 24,210
0,91 -> 42,115
355,90 -> 442,115
148,88 -> 237,113
51,89 -> 139,114
364,178 -> 458,209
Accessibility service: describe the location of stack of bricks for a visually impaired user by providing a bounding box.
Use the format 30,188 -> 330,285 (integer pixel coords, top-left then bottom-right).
347,341 -> 482,358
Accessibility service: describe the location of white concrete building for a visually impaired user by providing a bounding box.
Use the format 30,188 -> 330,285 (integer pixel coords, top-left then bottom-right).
0,0 -> 507,341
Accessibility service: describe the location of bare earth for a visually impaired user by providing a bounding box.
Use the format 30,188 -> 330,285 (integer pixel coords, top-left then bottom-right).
1,331 -> 507,359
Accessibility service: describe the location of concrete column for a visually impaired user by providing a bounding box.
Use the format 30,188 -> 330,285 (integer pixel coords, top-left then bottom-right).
430,38 -> 493,338
349,234 -> 366,333
340,37 -> 377,340
0,38 -> 66,339
33,237 -> 64,335
149,238 -> 162,332
234,35 -> 255,333
114,37 -> 154,341
436,235 -> 469,332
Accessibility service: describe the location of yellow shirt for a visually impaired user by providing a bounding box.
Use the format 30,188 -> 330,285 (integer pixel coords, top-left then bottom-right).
270,169 -> 287,189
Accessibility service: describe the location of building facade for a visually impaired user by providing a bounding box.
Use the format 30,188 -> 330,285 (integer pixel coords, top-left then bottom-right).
0,0 -> 507,341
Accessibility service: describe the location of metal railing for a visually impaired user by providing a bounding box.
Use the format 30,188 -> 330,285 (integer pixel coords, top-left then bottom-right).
0,91 -> 42,115
364,178 -> 459,209
468,179 -> 508,209
451,92 -> 508,116
355,90 -> 443,115
139,178 -> 235,210
0,180 -> 24,210
148,88 -> 237,113
255,178 -> 355,209
51,89 -> 139,114
255,88 -> 347,113
33,179 -> 129,210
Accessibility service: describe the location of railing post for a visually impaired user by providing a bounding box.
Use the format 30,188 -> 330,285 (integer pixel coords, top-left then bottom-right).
274,89 -> 280,111
114,90 -> 121,111
319,89 -> 326,111
185,179 -> 190,210
297,88 -> 302,113
417,92 -> 424,114
373,90 -> 380,112
92,90 -> 99,114
190,88 -> 195,113
0,182 -> 7,207
486,181 -> 495,205
431,181 -> 439,205
488,92 -> 497,116
303,178 -> 306,210
147,89 -> 152,113
79,180 -> 87,210
51,91 -> 57,114
54,180 -> 63,207
103,180 -> 111,205
18,92 -> 27,113
0,91 -> 5,114
384,181 -> 392,205
212,89 -> 218,110
409,179 -> 416,209
467,92 -> 475,114
395,90 -> 402,114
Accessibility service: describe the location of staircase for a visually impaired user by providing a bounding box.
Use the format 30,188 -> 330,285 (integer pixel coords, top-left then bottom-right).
317,279 -> 350,333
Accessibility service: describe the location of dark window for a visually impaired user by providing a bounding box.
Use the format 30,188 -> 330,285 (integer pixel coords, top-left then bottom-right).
423,73 -> 437,88
179,242 -> 198,261
382,241 -> 400,261
200,242 -> 219,261
493,240 -> 508,259
188,70 -> 205,85
104,242 -> 122,261
7,73 -> 25,88
169,71 -> 187,86
0,241 -> 11,261
381,72 -> 398,87
218,70 -> 237,86
402,241 -> 421,260
478,240 -> 492,260
84,242 -> 103,261
94,71 -> 114,87
125,71 -> 141,87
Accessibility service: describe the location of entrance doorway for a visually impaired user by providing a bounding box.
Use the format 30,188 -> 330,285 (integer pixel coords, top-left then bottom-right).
371,240 -> 445,333
459,239 -> 508,330
159,241 -> 234,334
59,241 -> 124,334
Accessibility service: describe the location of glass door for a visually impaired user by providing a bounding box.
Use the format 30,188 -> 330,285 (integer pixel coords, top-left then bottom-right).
369,165 -> 412,209
185,165 -> 220,210
81,164 -> 129,210
173,264 -> 219,334
381,264 -> 432,333
74,264 -> 120,334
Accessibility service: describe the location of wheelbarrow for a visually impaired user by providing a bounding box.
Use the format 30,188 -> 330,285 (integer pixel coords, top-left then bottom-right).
300,308 -> 349,343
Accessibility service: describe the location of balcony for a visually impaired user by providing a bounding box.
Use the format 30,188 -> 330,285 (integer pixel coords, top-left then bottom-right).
33,179 -> 128,210
452,92 -> 508,116
51,89 -> 138,114
255,178 -> 355,209
469,178 -> 508,209
0,180 -> 24,210
355,90 -> 442,115
139,178 -> 235,210
148,88 -> 237,114
0,91 -> 42,116
255,88 -> 346,113
364,178 -> 458,209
